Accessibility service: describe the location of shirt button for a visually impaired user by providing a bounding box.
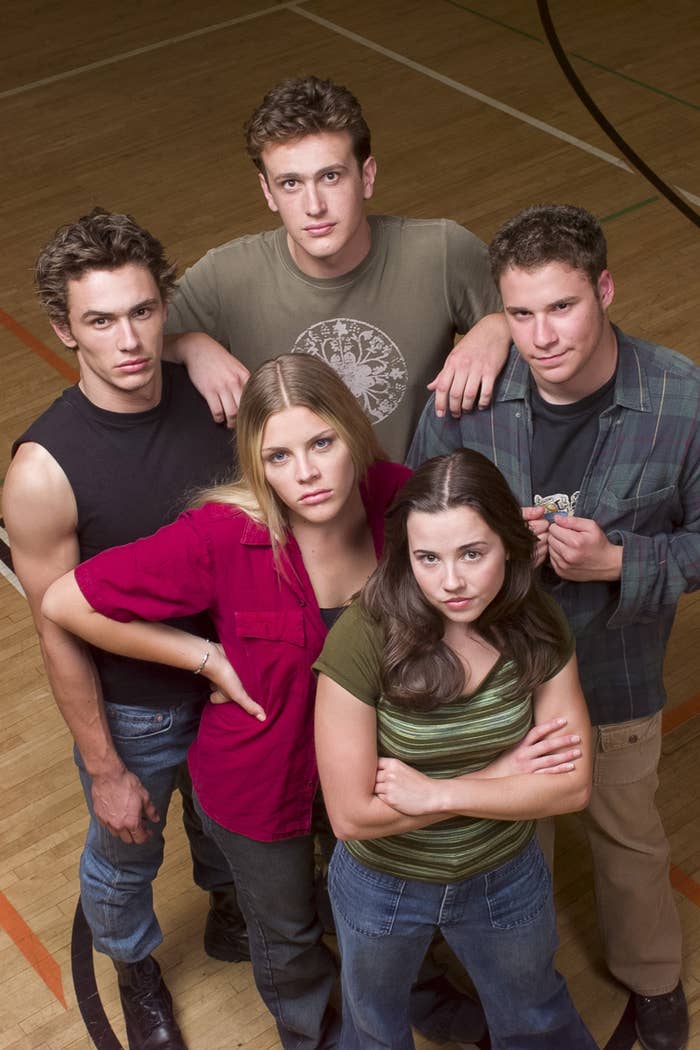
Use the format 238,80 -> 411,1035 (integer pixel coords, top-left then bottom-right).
628,734 -> 638,743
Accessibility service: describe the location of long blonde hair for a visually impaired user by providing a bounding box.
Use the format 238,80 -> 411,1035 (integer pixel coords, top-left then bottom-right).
194,354 -> 385,544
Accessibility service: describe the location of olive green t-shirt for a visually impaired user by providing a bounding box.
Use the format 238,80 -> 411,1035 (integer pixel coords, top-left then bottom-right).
314,600 -> 574,883
165,215 -> 501,461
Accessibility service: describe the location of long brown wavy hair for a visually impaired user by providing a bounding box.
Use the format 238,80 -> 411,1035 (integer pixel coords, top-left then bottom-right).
361,449 -> 569,710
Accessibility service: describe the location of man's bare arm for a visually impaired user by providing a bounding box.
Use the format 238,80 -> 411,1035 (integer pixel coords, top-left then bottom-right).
428,312 -> 511,415
2,444 -> 157,843
162,332 -> 249,427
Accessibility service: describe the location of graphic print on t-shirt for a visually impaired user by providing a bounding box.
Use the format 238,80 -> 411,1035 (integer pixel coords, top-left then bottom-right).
534,490 -> 580,522
291,317 -> 408,423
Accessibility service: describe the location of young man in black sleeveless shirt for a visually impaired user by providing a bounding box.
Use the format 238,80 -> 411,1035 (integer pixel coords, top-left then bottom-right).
3,211 -> 246,1050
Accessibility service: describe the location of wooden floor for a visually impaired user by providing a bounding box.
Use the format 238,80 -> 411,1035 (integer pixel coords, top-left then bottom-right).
1,1 -> 699,1046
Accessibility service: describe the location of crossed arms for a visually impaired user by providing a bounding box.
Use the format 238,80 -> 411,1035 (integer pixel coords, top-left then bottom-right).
315,654 -> 592,842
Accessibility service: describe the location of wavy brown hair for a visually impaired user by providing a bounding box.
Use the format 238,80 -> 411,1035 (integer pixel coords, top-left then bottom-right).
361,449 -> 569,710
35,207 -> 177,329
244,76 -> 371,175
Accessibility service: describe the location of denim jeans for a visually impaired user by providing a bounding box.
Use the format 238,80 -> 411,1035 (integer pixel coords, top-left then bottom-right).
194,794 -> 340,1050
329,837 -> 597,1050
76,699 -> 240,962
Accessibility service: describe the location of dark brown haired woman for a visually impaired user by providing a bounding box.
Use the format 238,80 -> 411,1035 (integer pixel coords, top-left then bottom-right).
315,448 -> 597,1049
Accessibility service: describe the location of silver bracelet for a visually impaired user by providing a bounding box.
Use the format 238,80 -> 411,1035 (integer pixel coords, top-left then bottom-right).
193,644 -> 211,675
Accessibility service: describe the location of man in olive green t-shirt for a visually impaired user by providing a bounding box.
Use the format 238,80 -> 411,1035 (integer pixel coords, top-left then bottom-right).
163,75 -> 509,461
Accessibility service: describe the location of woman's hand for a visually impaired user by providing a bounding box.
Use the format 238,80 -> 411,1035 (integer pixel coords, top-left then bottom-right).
374,757 -> 445,815
481,719 -> 581,778
205,643 -> 266,720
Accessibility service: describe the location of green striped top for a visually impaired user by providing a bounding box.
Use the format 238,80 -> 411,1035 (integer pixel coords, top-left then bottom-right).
315,600 -> 573,883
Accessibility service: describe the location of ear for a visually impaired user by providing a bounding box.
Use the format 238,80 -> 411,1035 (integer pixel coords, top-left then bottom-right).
597,269 -> 615,310
258,171 -> 279,214
50,320 -> 78,350
362,156 -> 377,201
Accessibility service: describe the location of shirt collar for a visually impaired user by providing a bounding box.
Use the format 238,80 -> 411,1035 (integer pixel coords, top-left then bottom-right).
496,325 -> 649,412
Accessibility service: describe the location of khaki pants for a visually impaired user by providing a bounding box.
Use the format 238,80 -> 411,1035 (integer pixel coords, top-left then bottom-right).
539,712 -> 682,996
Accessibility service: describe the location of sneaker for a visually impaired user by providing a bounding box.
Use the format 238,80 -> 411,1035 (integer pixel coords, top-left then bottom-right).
634,981 -> 689,1050
114,955 -> 188,1050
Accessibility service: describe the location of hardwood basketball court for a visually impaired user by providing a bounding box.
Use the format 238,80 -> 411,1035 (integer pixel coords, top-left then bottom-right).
1,2 -> 698,1047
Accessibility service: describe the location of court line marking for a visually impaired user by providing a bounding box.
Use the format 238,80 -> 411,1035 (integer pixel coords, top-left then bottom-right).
0,525 -> 25,596
443,0 -> 700,112
2,1 -> 696,209
0,558 -> 25,597
599,197 -> 659,223
663,691 -> 700,735
290,5 -> 700,209
0,1 -> 310,100
670,865 -> 700,907
0,890 -> 66,1008
0,308 -> 78,382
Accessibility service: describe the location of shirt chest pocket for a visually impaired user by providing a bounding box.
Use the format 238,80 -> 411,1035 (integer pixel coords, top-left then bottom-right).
594,482 -> 678,533
234,610 -> 307,698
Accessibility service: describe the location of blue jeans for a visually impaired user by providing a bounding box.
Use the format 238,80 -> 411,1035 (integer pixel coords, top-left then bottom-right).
76,700 -> 239,962
194,795 -> 340,1050
329,837 -> 597,1050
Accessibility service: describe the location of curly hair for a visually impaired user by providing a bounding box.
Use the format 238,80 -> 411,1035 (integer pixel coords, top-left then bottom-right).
35,208 -> 177,328
489,203 -> 608,288
361,450 -> 569,710
244,76 -> 371,174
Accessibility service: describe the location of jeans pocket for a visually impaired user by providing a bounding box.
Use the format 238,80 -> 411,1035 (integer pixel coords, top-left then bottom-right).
106,704 -> 174,741
329,845 -> 405,937
485,839 -> 551,930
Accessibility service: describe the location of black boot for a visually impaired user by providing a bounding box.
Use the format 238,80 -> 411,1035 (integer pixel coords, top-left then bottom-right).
634,981 -> 689,1050
114,955 -> 188,1050
203,890 -> 250,962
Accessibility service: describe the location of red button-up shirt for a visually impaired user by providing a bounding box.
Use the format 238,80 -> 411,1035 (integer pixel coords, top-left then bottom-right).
75,461 -> 410,840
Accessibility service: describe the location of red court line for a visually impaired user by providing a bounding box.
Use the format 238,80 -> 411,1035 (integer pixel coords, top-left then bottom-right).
0,307 -> 78,383
0,890 -> 66,1007
663,695 -> 700,906
662,691 -> 700,735
670,865 -> 700,908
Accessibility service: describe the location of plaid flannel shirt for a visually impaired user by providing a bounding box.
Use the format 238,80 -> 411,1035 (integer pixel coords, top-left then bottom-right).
407,327 -> 700,726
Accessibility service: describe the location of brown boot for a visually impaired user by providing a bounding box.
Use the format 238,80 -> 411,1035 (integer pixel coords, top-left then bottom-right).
114,955 -> 188,1050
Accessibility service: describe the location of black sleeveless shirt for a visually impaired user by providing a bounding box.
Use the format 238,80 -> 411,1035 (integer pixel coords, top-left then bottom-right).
13,363 -> 235,708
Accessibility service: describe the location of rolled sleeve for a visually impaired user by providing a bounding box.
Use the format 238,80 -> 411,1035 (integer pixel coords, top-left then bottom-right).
75,509 -> 216,623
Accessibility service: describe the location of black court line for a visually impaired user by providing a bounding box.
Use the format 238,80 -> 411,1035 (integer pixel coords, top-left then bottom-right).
0,535 -> 13,574
537,0 -> 700,228
71,898 -> 124,1050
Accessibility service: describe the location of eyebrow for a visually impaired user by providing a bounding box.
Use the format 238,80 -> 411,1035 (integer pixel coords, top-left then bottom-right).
80,297 -> 160,321
412,540 -> 489,555
505,295 -> 578,314
261,427 -> 335,453
272,163 -> 349,183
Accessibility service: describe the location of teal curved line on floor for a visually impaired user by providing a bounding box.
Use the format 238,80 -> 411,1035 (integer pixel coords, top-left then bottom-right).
442,1 -> 700,112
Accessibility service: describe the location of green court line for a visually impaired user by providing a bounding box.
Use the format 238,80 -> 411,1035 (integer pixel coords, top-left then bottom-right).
443,0 -> 700,112
569,52 -> 700,111
442,0 -> 542,41
599,196 -> 659,223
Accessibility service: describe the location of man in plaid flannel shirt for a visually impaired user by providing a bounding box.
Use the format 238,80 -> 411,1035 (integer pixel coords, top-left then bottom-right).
408,203 -> 698,1050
